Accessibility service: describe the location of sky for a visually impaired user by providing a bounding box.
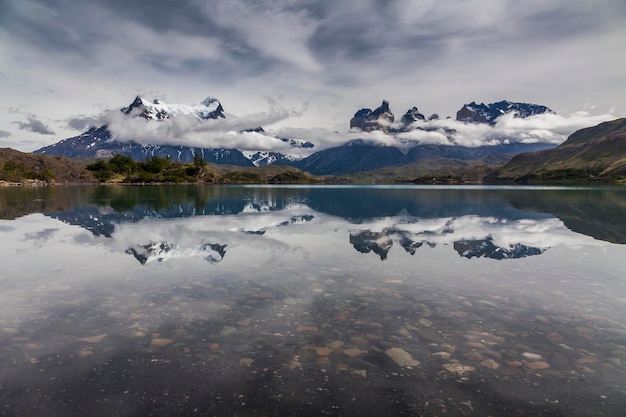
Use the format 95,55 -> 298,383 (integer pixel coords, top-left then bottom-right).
1,0 -> 625,153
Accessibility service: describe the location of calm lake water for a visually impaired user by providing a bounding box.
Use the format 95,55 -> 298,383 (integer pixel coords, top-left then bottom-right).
1,185 -> 626,416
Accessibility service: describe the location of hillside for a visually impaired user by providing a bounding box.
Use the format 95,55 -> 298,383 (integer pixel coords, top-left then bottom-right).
486,118 -> 626,182
294,140 -> 553,176
345,156 -> 508,184
0,148 -> 95,183
0,148 -> 326,185
209,164 -> 324,184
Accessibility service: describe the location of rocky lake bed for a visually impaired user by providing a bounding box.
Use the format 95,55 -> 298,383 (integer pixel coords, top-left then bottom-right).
1,185 -> 626,416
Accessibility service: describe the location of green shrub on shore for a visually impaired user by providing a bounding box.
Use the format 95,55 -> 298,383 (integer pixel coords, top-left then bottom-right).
86,153 -> 217,183
0,161 -> 56,183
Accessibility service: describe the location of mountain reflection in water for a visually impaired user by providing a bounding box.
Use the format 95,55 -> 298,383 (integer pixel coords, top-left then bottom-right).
20,185 -> 622,262
1,185 -> 626,417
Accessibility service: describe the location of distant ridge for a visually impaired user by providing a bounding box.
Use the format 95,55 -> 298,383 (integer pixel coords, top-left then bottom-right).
486,118 -> 626,182
293,140 -> 554,176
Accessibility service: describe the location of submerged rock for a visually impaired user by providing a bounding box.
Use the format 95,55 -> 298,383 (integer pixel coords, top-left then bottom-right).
522,352 -> 543,361
442,363 -> 476,375
77,333 -> 108,344
526,361 -> 550,370
150,338 -> 174,347
385,348 -> 420,367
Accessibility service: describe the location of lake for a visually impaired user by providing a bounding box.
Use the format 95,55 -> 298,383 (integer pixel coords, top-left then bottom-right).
1,185 -> 625,416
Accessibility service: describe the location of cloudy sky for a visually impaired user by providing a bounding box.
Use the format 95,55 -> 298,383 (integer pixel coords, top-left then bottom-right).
1,0 -> 625,152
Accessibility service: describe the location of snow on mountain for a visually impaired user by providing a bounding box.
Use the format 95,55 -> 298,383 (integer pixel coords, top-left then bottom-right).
121,96 -> 225,120
350,100 -> 395,132
400,107 -> 426,125
33,95 -> 601,176
34,95 -> 308,165
456,100 -> 555,125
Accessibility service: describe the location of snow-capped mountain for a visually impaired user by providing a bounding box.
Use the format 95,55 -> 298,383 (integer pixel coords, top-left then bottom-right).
456,100 -> 554,125
243,151 -> 301,167
35,124 -> 255,165
34,96 -> 300,165
350,100 -> 395,132
400,107 -> 426,125
292,99 -> 557,175
240,127 -> 314,166
121,96 -> 225,120
33,95 -> 559,175
348,100 -> 555,133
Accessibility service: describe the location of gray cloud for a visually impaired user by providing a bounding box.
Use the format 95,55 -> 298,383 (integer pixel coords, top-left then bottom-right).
0,130 -> 11,138
15,116 -> 55,135
66,115 -> 108,131
1,0 -> 625,152
6,0 -> 624,82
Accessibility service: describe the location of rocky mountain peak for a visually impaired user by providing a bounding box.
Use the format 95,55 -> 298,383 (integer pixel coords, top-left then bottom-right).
350,100 -> 395,132
201,97 -> 219,106
456,100 -> 554,125
120,96 -> 225,121
374,100 -> 391,115
400,107 -> 426,126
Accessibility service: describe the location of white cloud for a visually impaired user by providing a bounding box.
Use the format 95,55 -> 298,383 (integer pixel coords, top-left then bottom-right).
102,104 -> 617,156
105,100 -> 314,154
1,0 -> 625,152
395,111 -> 617,148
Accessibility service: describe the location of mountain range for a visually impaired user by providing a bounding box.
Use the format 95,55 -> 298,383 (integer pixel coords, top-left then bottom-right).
33,96 -> 558,175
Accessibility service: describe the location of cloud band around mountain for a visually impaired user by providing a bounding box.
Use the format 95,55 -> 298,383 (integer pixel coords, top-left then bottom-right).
99,103 -> 615,156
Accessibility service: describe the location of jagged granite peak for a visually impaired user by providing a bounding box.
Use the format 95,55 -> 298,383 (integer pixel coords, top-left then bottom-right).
456,100 -> 554,125
121,95 -> 225,120
400,107 -> 426,126
350,100 -> 395,132
371,100 -> 391,117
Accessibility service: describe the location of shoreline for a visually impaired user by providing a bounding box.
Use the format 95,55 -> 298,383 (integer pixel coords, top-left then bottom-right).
2,181 -> 624,187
